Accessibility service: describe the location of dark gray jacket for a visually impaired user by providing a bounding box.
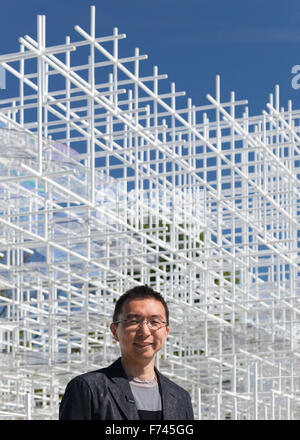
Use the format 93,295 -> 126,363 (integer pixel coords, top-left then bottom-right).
59,357 -> 194,420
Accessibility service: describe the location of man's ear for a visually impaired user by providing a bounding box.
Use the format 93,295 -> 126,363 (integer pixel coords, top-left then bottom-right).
110,323 -> 119,341
165,325 -> 170,337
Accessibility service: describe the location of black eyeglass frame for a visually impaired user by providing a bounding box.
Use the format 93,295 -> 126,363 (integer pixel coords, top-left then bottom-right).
112,318 -> 168,329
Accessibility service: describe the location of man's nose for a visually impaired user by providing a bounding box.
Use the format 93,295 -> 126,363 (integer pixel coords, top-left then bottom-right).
137,320 -> 151,335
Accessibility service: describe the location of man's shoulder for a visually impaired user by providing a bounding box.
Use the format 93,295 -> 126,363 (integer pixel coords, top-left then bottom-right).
67,358 -> 121,387
71,368 -> 107,384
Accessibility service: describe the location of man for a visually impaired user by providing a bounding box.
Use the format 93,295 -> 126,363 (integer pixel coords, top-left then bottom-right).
59,285 -> 194,420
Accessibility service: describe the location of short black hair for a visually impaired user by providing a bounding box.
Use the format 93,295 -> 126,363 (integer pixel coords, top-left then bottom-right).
112,285 -> 169,325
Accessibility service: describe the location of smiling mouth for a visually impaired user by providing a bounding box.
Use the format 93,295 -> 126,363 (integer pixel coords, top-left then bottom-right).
134,342 -> 153,347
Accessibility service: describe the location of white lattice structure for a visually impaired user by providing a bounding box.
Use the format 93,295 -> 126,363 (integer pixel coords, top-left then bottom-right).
0,6 -> 300,419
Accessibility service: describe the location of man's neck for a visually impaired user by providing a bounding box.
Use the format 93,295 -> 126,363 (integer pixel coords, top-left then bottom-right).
121,356 -> 156,380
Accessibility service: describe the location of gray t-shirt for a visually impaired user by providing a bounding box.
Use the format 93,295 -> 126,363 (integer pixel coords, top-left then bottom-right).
129,377 -> 162,420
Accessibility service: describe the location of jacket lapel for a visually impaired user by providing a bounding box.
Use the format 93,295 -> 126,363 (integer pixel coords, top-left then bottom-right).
155,369 -> 179,419
106,358 -> 139,420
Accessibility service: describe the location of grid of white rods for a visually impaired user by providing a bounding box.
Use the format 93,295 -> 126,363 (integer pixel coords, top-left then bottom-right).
0,6 -> 300,419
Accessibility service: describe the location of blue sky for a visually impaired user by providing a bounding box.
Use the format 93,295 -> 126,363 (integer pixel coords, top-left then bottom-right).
0,0 -> 300,116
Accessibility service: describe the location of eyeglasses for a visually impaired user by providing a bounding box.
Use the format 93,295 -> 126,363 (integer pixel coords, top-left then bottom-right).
113,317 -> 168,331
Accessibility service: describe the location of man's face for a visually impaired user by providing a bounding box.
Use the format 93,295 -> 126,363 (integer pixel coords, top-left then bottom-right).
110,297 -> 169,364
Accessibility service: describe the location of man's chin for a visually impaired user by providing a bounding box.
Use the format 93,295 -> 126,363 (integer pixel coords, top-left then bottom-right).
133,343 -> 155,354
